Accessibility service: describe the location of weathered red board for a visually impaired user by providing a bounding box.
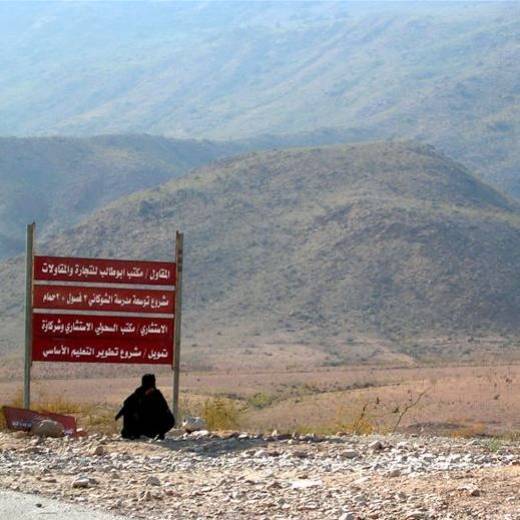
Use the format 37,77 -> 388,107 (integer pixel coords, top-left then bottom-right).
34,256 -> 176,286
33,285 -> 174,314
32,337 -> 173,364
2,406 -> 77,436
33,313 -> 173,340
31,254 -> 176,365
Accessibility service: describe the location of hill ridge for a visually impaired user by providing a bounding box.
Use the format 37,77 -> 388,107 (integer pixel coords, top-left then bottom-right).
1,141 -> 519,364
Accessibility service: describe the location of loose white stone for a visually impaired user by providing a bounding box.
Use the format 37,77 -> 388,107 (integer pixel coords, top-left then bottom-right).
290,479 -> 323,489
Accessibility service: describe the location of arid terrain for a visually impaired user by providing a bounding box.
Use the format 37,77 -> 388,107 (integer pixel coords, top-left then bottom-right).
0,2 -> 518,518
1,429 -> 519,519
1,361 -> 520,438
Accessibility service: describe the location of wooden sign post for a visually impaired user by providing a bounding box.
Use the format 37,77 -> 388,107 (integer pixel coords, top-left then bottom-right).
22,224 -> 184,421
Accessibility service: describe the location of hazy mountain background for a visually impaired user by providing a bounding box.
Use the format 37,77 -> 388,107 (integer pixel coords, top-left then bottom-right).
1,142 -> 519,365
0,1 -> 518,196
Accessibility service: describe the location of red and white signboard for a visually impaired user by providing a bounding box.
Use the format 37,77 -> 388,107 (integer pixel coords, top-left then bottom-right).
32,256 -> 177,366
22,226 -> 183,416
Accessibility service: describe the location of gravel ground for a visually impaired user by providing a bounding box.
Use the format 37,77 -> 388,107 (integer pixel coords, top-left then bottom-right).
1,430 -> 519,519
0,489 -> 126,519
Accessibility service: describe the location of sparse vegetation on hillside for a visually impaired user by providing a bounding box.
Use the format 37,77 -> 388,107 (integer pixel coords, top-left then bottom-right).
0,141 -> 518,361
0,135 -> 251,258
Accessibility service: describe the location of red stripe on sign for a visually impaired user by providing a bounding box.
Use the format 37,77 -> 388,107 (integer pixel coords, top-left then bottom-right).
33,313 -> 173,340
32,338 -> 173,365
34,256 -> 176,286
33,285 -> 174,314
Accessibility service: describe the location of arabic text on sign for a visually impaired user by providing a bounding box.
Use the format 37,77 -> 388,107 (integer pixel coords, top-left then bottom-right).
32,338 -> 173,365
33,285 -> 174,314
33,314 -> 173,340
34,256 -> 176,286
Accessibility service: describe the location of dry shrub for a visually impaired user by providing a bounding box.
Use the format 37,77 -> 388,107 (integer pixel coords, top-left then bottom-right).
247,392 -> 277,409
178,394 -> 207,420
81,406 -> 119,434
451,423 -> 487,438
0,389 -> 117,434
31,390 -> 84,415
202,397 -> 241,430
336,403 -> 376,435
502,431 -> 520,442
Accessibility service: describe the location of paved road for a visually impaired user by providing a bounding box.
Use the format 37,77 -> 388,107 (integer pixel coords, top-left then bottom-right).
0,490 -> 127,519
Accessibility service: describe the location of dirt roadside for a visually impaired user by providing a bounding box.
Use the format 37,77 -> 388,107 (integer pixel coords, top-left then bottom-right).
1,430 -> 519,519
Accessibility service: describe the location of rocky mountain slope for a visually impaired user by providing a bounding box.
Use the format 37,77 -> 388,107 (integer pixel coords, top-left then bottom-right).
0,132 -> 384,259
0,135 -> 249,258
1,2 -> 518,196
1,142 -> 518,360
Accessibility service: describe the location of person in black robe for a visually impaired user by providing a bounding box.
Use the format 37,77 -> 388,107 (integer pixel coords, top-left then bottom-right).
115,374 -> 175,440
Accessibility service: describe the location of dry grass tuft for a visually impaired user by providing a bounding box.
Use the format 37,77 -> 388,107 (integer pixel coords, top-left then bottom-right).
450,423 -> 487,438
0,389 -> 118,434
202,397 -> 242,430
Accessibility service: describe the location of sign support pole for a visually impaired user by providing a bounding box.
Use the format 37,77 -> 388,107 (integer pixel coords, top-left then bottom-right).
172,231 -> 184,422
23,222 -> 35,409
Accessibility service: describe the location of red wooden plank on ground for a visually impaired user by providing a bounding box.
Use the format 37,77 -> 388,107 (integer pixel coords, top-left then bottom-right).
34,256 -> 176,286
2,406 -> 77,436
33,284 -> 174,314
32,337 -> 173,364
33,313 -> 174,340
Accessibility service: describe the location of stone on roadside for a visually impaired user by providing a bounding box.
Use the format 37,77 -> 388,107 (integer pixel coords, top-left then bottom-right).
146,476 -> 161,487
190,429 -> 210,439
93,445 -> 105,456
290,479 -> 323,489
72,477 -> 90,489
369,440 -> 384,451
342,450 -> 359,459
182,416 -> 207,433
31,420 -> 64,438
458,484 -> 481,497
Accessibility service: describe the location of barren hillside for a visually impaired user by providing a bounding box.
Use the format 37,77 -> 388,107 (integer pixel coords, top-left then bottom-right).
0,135 -> 251,258
1,142 -> 519,362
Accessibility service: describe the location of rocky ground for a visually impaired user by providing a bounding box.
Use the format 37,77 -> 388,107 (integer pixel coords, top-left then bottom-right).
0,430 -> 519,519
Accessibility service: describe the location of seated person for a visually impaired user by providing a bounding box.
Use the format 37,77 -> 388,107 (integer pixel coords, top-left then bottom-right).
115,373 -> 175,440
